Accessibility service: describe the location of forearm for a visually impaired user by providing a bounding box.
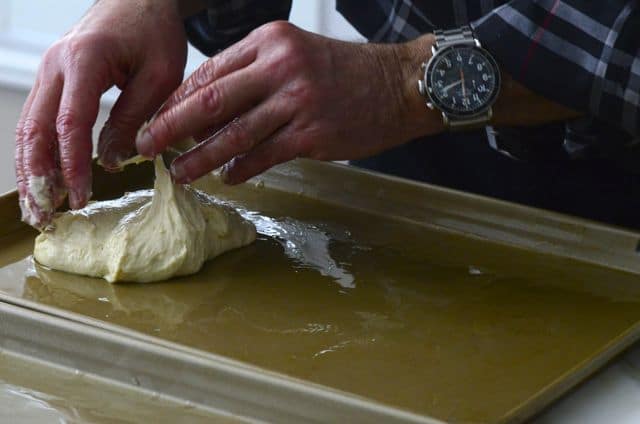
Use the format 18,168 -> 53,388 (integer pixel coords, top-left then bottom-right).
394,33 -> 580,141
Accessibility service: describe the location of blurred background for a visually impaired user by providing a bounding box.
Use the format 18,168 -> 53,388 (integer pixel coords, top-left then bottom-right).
0,0 -> 363,193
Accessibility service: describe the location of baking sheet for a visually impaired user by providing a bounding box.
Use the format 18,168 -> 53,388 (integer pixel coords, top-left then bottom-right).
0,349 -> 236,423
2,159 -> 640,423
1,299 -> 433,424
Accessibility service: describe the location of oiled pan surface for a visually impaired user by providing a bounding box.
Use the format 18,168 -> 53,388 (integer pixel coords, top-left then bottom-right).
2,176 -> 640,423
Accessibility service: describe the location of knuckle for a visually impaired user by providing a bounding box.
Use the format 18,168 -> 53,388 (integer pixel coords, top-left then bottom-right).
278,37 -> 306,64
59,157 -> 81,179
265,49 -> 309,83
55,110 -> 79,139
199,84 -> 224,117
268,44 -> 312,81
60,33 -> 112,69
41,40 -> 66,64
285,81 -> 316,105
15,120 -> 25,140
260,20 -> 296,40
222,119 -> 253,152
196,60 -> 218,86
22,118 -> 51,142
61,37 -> 89,66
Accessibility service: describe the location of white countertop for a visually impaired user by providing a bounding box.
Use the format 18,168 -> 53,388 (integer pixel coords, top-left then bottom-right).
535,342 -> 640,423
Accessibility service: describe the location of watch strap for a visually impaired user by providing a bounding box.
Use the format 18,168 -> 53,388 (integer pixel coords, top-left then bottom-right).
445,109 -> 493,130
433,26 -> 476,50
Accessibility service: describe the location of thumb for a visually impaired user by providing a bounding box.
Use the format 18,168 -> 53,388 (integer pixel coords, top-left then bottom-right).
98,67 -> 182,170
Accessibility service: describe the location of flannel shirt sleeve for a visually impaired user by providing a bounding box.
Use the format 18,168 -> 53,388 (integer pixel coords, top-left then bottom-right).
471,0 -> 640,137
184,0 -> 292,56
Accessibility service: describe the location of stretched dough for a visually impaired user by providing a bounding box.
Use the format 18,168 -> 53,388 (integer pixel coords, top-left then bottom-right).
34,158 -> 256,283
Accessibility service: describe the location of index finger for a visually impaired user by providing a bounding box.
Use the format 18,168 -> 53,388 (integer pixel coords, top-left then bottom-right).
137,66 -> 267,158
156,38 -> 257,117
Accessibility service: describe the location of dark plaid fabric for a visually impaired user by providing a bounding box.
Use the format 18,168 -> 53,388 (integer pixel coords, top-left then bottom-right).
184,0 -> 640,164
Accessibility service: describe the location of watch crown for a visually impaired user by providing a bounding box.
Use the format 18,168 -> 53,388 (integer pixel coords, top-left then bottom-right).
418,80 -> 426,96
420,62 -> 427,70
426,102 -> 434,110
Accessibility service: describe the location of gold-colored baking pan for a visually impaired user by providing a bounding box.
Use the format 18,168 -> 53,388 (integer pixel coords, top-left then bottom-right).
2,158 -> 640,423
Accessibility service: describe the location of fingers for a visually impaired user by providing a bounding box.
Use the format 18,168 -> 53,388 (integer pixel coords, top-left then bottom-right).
222,127 -> 299,185
20,76 -> 64,228
157,39 -> 257,116
57,71 -> 103,209
193,124 -> 225,144
169,96 -> 294,184
137,66 -> 267,158
98,67 -> 183,171
15,83 -> 39,206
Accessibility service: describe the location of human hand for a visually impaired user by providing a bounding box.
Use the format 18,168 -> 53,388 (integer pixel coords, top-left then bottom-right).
137,22 -> 443,185
15,0 -> 188,228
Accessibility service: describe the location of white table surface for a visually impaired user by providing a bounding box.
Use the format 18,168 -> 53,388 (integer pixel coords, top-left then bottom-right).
534,342 -> 640,423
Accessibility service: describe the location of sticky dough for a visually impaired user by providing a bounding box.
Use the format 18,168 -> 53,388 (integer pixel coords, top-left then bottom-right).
33,158 -> 256,283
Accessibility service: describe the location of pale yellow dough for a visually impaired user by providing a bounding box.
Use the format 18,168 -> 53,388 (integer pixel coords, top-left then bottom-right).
34,158 -> 256,283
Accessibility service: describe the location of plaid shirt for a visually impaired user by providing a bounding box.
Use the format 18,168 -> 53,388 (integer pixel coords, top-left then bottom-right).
185,0 -> 640,164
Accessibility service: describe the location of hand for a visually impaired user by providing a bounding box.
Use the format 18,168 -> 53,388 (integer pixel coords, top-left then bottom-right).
15,0 -> 188,228
137,22 -> 444,185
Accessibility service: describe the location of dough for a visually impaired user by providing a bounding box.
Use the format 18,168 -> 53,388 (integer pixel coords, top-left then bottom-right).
34,158 -> 256,283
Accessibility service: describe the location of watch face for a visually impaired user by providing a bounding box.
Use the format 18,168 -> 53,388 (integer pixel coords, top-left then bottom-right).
425,45 -> 500,117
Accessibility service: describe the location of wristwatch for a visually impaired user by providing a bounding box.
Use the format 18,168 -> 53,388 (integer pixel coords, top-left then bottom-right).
418,26 -> 501,129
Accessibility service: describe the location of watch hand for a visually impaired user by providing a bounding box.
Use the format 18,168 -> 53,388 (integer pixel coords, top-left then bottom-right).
443,79 -> 463,92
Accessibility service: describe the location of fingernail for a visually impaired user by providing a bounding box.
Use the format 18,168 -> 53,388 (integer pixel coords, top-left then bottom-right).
221,163 -> 232,185
170,159 -> 191,184
68,186 -> 91,209
68,191 -> 79,209
136,130 -> 155,158
68,189 -> 82,209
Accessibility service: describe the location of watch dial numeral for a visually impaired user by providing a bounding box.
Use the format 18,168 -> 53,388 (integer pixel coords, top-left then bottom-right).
428,46 -> 498,115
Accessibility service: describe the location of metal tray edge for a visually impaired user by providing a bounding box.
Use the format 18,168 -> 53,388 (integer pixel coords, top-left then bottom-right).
0,299 -> 440,424
251,159 -> 640,275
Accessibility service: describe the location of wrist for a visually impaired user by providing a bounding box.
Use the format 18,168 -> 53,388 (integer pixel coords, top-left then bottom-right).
393,34 -> 445,141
